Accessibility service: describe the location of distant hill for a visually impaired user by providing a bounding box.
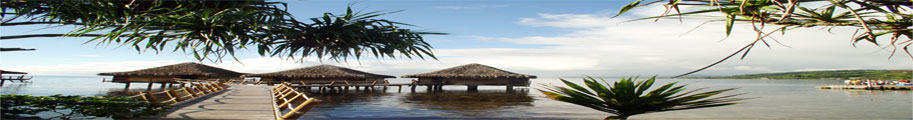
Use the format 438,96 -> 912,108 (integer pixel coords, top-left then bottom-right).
688,70 -> 912,80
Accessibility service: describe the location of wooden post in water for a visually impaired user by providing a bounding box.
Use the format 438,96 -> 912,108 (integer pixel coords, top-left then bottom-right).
319,86 -> 324,93
124,82 -> 131,89
146,81 -> 154,90
409,80 -> 417,93
328,81 -> 336,93
344,81 -> 350,91
506,85 -> 513,92
370,80 -> 378,91
383,80 -> 390,89
467,85 -> 478,91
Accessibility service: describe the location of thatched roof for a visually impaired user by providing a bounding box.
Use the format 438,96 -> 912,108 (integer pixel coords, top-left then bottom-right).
97,62 -> 243,77
245,65 -> 394,79
1,70 -> 28,74
401,63 -> 537,79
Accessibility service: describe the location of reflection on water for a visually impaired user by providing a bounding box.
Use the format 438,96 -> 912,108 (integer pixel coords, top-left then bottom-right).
401,90 -> 534,117
308,91 -> 395,108
402,90 -> 533,111
0,83 -> 30,94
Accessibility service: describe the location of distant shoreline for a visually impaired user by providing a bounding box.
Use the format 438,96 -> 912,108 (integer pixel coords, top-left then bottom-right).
684,69 -> 912,80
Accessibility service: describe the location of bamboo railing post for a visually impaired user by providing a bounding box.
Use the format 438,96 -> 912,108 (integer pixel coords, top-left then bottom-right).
193,84 -> 205,95
199,84 -> 211,94
277,95 -> 304,110
209,82 -> 220,91
165,89 -> 182,103
213,82 -> 224,90
183,87 -> 197,98
280,98 -> 322,119
207,83 -> 218,92
139,91 -> 154,103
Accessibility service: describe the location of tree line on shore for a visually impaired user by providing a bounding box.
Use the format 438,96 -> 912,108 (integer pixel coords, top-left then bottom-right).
688,70 -> 912,80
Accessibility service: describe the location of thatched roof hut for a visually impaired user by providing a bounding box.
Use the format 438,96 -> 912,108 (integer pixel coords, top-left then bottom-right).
245,65 -> 393,84
98,62 -> 243,82
401,63 -> 536,87
401,63 -> 537,79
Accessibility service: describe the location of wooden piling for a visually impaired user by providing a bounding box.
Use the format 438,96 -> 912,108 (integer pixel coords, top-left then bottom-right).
124,82 -> 131,89
147,82 -> 154,90
467,85 -> 478,91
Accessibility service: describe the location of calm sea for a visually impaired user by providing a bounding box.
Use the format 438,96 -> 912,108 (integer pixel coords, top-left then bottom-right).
2,76 -> 911,119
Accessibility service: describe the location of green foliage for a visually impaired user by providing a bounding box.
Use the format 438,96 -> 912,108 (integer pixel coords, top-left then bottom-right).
1,0 -> 440,62
1,94 -> 169,119
692,70 -> 913,80
615,0 -> 912,77
539,76 -> 747,120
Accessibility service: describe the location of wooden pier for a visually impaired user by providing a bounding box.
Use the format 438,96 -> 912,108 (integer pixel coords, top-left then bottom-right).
151,81 -> 319,120
819,85 -> 912,90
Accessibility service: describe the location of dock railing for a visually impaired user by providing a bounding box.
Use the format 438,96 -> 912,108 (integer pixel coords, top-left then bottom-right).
128,80 -> 233,104
271,82 -> 321,120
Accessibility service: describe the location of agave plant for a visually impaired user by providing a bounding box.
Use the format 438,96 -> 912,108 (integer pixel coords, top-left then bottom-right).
539,76 -> 748,120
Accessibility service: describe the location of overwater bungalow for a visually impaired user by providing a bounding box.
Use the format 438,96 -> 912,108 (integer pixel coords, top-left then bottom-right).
98,62 -> 243,84
400,63 -> 537,91
245,65 -> 394,85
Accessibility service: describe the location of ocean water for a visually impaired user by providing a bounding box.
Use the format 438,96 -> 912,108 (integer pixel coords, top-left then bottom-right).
2,76 -> 911,119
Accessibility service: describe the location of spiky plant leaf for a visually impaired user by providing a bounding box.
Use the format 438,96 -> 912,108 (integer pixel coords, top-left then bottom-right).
539,76 -> 747,120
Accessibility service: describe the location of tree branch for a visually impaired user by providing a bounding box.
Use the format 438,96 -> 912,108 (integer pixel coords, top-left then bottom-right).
1,34 -> 104,40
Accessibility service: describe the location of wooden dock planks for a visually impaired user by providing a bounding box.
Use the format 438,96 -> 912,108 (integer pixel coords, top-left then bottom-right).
159,85 -> 276,120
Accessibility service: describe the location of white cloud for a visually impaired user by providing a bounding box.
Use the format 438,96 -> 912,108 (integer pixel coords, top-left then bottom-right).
486,11 -> 910,76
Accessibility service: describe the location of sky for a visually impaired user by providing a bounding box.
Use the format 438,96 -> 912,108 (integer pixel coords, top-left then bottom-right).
1,0 -> 910,78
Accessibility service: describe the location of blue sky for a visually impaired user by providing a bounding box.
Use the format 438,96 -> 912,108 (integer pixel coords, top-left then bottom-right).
1,0 -> 910,77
